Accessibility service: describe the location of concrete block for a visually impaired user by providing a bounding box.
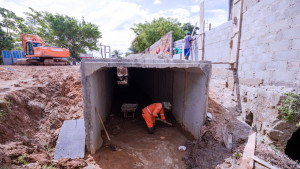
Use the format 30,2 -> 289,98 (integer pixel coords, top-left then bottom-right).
292,15 -> 300,27
282,27 -> 300,39
284,1 -> 300,18
271,70 -> 296,82
259,33 -> 276,44
253,44 -> 269,55
265,61 -> 287,71
269,40 -> 291,51
242,67 -> 255,78
296,72 -> 300,81
54,119 -> 85,160
257,52 -> 273,62
263,13 -> 278,25
269,19 -> 291,34
271,0 -> 290,13
247,38 -> 259,48
272,50 -> 298,61
253,62 -> 266,71
287,61 -> 300,71
253,70 -> 272,80
240,78 -> 264,87
292,39 -> 300,50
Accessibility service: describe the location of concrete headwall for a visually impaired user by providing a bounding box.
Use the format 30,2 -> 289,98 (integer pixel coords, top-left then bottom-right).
204,0 -> 300,150
81,65 -> 115,154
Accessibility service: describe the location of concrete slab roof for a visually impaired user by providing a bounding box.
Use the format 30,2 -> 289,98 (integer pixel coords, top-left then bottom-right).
80,58 -> 212,77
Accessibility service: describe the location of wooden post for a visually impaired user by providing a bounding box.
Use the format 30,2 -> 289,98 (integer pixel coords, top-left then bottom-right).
199,1 -> 205,60
228,0 -> 244,113
170,31 -> 173,57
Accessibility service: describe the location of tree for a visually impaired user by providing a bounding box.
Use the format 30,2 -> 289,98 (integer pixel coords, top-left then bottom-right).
130,17 -> 185,53
112,50 -> 122,58
0,7 -> 29,54
182,23 -> 199,36
25,8 -> 102,60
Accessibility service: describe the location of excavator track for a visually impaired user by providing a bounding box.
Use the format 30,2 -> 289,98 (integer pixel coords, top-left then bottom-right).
16,58 -> 70,66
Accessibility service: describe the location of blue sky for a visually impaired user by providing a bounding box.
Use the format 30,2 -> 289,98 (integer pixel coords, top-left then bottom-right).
1,0 -> 229,55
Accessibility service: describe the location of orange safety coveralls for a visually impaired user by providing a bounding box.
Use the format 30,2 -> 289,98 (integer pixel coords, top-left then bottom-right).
142,103 -> 165,128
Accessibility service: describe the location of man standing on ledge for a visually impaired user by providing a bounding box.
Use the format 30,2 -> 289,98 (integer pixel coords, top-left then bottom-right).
142,102 -> 173,134
184,31 -> 195,60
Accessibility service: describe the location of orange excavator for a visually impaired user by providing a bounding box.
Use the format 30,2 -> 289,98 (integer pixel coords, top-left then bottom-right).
17,33 -> 70,65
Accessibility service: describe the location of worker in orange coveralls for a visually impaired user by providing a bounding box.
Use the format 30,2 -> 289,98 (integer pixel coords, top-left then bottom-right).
142,102 -> 173,134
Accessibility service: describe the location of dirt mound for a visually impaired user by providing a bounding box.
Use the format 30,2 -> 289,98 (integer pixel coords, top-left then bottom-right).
0,66 -> 83,168
183,98 -> 251,169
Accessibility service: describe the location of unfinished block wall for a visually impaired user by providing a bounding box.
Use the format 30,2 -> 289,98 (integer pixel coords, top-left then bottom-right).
205,0 -> 300,150
238,0 -> 300,149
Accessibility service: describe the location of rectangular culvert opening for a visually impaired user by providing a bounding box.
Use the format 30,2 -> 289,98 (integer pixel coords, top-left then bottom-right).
81,60 -> 211,158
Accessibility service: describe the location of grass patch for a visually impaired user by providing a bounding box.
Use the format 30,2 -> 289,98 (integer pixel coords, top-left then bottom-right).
279,92 -> 300,126
42,164 -> 56,169
18,155 -> 28,165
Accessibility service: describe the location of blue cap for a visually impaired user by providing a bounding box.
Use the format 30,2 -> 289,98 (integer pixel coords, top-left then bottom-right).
186,31 -> 191,35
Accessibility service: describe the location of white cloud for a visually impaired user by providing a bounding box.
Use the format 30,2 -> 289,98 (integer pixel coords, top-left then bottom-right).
205,9 -> 228,29
191,5 -> 199,13
153,0 -> 161,5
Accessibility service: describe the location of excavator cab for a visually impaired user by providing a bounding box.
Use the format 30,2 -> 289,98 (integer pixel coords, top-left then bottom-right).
26,41 -> 34,55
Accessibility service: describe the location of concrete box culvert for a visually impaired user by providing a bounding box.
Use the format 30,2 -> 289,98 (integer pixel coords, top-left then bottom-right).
80,58 -> 212,154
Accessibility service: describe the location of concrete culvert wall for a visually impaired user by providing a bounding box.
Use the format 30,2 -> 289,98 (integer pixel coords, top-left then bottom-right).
80,58 -> 212,154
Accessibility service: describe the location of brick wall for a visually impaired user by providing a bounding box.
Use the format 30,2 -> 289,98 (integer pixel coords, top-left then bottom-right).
205,0 -> 300,150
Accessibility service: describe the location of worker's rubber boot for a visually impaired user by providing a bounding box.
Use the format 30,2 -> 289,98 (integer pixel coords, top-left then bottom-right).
148,127 -> 154,134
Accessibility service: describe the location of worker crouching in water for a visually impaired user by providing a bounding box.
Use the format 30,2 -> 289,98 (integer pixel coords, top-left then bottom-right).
142,102 -> 173,134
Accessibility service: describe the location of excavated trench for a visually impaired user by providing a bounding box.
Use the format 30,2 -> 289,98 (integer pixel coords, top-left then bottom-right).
80,59 -> 212,154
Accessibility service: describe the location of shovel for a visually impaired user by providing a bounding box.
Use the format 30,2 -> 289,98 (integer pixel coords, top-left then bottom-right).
95,107 -> 117,151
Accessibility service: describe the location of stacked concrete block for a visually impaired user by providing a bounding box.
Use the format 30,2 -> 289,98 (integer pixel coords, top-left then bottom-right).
204,0 -> 300,150
204,21 -> 232,63
237,0 -> 300,149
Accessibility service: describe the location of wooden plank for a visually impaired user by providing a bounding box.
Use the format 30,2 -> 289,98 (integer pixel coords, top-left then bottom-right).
199,1 -> 204,34
240,130 -> 256,169
252,156 -> 279,169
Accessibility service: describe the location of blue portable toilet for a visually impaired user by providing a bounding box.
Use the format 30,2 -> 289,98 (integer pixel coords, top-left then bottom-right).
2,50 -> 13,65
11,50 -> 21,64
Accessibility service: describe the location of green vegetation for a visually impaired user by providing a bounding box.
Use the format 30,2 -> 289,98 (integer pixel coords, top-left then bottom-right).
42,164 -> 56,169
25,8 -> 101,61
0,109 -> 5,119
18,155 -> 28,165
0,7 -> 29,62
130,17 -> 197,53
234,152 -> 240,159
112,50 -> 122,58
279,92 -> 300,126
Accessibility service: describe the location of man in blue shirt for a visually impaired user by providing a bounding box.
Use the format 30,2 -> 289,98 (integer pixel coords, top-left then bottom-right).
184,31 -> 194,60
